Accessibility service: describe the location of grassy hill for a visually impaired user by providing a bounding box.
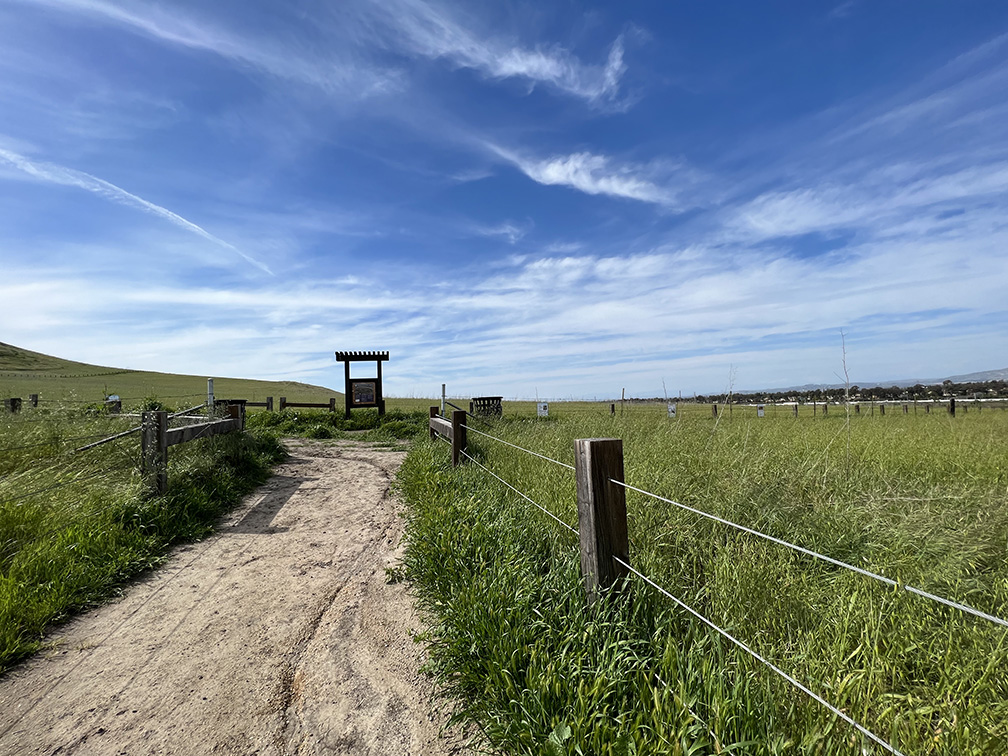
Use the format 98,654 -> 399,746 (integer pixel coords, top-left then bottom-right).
0,342 -> 342,408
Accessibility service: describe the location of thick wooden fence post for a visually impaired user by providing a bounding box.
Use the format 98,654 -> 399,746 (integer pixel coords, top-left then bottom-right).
141,410 -> 168,494
329,397 -> 336,413
279,396 -> 287,411
574,438 -> 630,607
949,398 -> 956,417
880,404 -> 885,416
266,397 -> 273,412
29,394 -> 38,408
712,403 -> 718,418
429,406 -> 439,440
822,403 -> 828,416
792,404 -> 798,418
451,409 -> 467,467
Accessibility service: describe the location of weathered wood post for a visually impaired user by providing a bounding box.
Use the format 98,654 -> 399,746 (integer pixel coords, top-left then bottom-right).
29,394 -> 38,408
822,403 -> 828,417
813,401 -> 817,417
925,404 -> 931,414
279,396 -> 287,411
429,406 -> 439,440
712,403 -> 718,418
329,397 -> 336,413
903,404 -> 908,414
5,398 -> 21,413
575,438 -> 630,607
855,404 -> 860,414
451,409 -> 467,467
141,410 -> 168,494
266,397 -> 273,412
610,403 -> 616,416
879,404 -> 886,416
792,403 -> 799,418
949,398 -> 956,417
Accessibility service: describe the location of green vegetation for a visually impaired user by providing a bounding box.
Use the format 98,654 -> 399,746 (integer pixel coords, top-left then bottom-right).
399,403 -> 1008,754
246,406 -> 430,442
0,341 -> 343,407
0,402 -> 284,672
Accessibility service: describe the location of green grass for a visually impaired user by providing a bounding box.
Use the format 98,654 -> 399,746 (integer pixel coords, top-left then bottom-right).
0,402 -> 285,672
0,341 -> 343,407
398,404 -> 1008,754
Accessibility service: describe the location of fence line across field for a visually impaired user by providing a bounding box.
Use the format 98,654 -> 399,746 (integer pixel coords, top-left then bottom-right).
440,411 -> 1008,631
612,479 -> 1008,630
430,426 -> 903,754
427,407 -> 1008,753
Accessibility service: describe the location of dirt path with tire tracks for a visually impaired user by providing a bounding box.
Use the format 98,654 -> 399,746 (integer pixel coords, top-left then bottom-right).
0,440 -> 469,756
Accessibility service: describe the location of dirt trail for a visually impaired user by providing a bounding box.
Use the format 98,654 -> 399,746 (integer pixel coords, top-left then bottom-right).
0,440 -> 469,756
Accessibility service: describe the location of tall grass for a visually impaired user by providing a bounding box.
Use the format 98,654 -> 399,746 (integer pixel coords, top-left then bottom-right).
0,402 -> 284,672
399,405 -> 1008,754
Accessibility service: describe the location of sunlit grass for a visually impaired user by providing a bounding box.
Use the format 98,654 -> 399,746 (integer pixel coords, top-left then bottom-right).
399,404 -> 1008,754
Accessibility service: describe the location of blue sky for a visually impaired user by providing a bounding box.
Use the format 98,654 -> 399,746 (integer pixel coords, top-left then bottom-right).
2,1 -> 1007,399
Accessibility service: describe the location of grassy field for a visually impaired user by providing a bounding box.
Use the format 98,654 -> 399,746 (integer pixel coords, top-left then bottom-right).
399,402 -> 1008,755
0,342 -> 344,407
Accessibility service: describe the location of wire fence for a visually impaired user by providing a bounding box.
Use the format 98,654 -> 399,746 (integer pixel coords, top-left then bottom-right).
429,416 -> 1008,755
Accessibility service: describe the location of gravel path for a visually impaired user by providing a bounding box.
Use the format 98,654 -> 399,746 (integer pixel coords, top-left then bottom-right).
0,440 -> 469,756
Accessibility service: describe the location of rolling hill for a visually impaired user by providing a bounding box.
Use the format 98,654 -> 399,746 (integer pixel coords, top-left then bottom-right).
0,342 -> 342,407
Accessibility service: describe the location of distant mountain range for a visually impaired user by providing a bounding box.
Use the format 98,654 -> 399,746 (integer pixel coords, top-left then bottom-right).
748,368 -> 1008,395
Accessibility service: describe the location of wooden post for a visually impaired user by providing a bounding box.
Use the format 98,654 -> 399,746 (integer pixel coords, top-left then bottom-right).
879,404 -> 885,416
429,406 -> 439,440
610,403 -> 615,416
925,404 -> 931,414
574,438 -> 629,607
329,397 -> 336,413
813,401 -> 817,417
949,398 -> 956,417
266,397 -> 273,412
377,359 -> 385,416
29,394 -> 38,407
712,403 -> 718,418
822,403 -> 828,417
141,410 -> 168,494
344,360 -> 352,419
855,404 -> 860,414
280,396 -> 287,411
792,404 -> 798,418
451,409 -> 466,467
6,398 -> 21,413
903,404 -> 908,414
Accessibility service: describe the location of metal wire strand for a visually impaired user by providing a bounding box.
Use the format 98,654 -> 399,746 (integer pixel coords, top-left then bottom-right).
613,479 -> 1008,630
0,464 -> 132,506
460,424 -> 575,471
614,555 -> 905,756
459,448 -> 578,536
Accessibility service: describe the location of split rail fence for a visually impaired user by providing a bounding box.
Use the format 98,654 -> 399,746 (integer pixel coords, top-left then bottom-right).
427,407 -> 1008,756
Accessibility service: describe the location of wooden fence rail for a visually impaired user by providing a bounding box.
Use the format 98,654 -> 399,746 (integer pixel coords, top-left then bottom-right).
279,397 -> 336,412
141,403 -> 245,494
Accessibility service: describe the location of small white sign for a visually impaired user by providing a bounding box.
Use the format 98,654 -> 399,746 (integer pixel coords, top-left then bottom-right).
537,402 -> 549,417
757,404 -> 765,418
667,403 -> 677,418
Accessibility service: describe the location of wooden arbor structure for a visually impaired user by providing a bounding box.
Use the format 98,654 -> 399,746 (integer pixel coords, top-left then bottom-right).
335,351 -> 388,419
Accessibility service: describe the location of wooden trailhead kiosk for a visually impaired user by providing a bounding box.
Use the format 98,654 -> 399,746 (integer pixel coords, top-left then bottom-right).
335,351 -> 388,419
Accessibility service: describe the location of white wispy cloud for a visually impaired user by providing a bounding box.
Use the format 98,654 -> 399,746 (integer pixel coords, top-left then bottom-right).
730,160 -> 1008,241
15,0 -> 400,97
472,221 -> 530,244
367,0 -> 627,103
0,146 -> 272,274
488,144 -> 678,206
